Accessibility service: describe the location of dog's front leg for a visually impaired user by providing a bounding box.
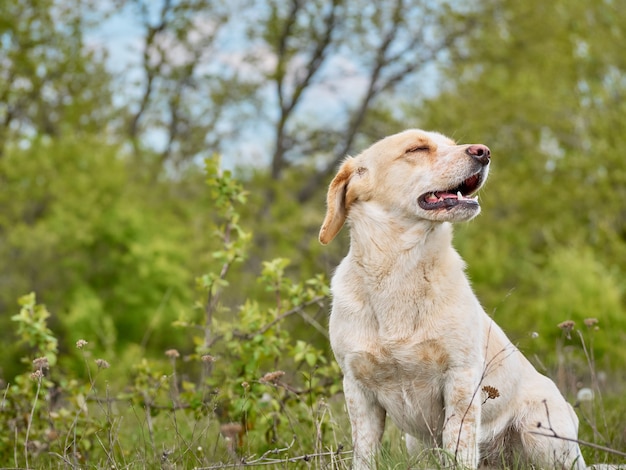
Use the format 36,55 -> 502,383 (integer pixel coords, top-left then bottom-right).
442,370 -> 482,469
344,377 -> 386,469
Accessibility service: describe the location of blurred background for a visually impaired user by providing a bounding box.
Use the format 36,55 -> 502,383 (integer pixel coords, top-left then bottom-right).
1,0 -> 625,401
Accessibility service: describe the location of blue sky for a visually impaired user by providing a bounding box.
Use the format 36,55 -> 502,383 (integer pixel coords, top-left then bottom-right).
83,1 -> 443,170
85,4 -> 362,168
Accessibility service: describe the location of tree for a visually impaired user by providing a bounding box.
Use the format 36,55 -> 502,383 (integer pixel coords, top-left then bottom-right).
252,0 -> 482,201
103,0 -> 485,192
0,136 -> 202,377
123,0 -> 256,174
0,0 -> 113,155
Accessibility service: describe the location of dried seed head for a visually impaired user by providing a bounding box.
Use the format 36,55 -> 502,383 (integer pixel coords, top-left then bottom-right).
220,422 -> 243,440
76,339 -> 88,349
577,387 -> 594,402
95,359 -> 110,369
32,357 -> 49,371
201,354 -> 216,363
482,385 -> 500,400
557,320 -> 575,339
583,318 -> 598,328
30,370 -> 43,381
259,370 -> 285,384
165,349 -> 180,359
241,381 -> 249,390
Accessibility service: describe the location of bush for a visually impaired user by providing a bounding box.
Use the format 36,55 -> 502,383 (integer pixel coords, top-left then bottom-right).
0,157 -> 345,468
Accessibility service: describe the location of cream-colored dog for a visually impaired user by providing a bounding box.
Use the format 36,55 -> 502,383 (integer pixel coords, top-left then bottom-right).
320,129 -> 585,469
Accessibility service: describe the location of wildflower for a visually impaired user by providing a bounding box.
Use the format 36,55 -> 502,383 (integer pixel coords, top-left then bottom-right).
557,320 -> 575,339
241,381 -> 249,390
32,357 -> 49,371
259,370 -> 285,385
165,349 -> 180,359
530,332 -> 539,339
95,359 -> 110,369
76,339 -> 88,349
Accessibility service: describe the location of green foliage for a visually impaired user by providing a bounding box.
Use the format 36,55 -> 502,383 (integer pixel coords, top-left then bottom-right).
0,160 -> 344,467
176,158 -> 339,452
516,248 -> 624,366
11,293 -> 58,367
1,151 -> 624,468
0,0 -> 112,150
0,136 -> 195,377
1,296 -> 104,467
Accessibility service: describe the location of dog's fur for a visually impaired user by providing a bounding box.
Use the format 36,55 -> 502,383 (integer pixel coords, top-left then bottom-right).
320,129 -> 585,469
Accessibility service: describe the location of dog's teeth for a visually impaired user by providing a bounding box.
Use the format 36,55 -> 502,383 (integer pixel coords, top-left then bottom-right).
457,191 -> 463,200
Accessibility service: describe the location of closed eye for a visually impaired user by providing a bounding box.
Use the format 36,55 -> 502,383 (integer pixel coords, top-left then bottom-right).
406,146 -> 430,153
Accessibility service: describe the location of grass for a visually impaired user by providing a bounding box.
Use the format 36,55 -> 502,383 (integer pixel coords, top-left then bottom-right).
2,298 -> 625,468
4,378 -> 624,469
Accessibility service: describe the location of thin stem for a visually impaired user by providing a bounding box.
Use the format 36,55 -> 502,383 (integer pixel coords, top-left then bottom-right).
195,443 -> 352,469
232,296 -> 326,340
25,375 -> 42,469
534,399 -> 626,459
204,222 -> 233,352
530,430 -> 626,459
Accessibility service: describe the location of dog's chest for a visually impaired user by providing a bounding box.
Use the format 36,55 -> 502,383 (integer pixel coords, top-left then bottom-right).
346,339 -> 448,435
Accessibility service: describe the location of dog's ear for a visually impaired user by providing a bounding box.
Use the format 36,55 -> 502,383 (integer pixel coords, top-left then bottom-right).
319,158 -> 357,245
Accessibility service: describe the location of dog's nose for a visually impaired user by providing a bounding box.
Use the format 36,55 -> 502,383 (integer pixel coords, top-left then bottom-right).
466,144 -> 491,165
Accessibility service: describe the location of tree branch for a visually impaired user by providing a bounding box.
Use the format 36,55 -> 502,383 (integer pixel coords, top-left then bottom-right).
297,8 -> 476,202
128,0 -> 172,144
271,0 -> 341,179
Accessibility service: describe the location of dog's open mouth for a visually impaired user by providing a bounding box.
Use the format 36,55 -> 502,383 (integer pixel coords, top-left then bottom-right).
418,172 -> 483,211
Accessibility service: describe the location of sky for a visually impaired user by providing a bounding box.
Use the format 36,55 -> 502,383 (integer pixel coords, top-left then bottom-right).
84,1 -> 444,170
85,2 -> 353,168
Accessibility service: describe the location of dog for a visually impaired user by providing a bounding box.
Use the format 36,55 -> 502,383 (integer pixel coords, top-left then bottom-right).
319,129 -> 585,469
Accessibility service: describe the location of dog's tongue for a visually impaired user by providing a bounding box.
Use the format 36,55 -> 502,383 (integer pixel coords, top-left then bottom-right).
433,191 -> 458,200
423,190 -> 478,207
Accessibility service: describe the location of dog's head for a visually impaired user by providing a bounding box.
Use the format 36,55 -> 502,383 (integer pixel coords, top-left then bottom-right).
319,129 -> 490,244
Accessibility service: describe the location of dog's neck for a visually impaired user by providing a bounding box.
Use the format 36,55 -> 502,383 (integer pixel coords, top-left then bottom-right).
347,202 -> 457,265
346,202 -> 468,338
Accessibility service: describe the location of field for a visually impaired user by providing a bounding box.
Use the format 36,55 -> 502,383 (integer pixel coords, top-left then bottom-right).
2,165 -> 624,468
2,316 -> 625,469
